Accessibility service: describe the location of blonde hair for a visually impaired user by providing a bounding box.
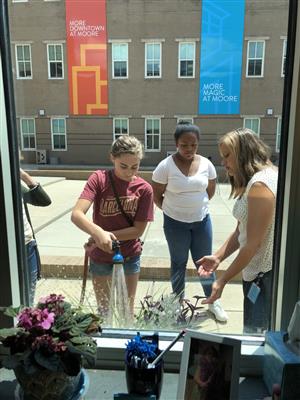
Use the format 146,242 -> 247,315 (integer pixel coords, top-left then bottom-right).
219,128 -> 271,198
111,135 -> 144,159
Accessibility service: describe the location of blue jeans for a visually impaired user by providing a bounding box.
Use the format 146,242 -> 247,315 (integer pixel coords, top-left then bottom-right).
26,240 -> 38,306
90,255 -> 140,276
242,270 -> 272,333
163,213 -> 216,298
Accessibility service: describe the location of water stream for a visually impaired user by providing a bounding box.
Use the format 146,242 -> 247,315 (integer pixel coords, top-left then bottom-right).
107,263 -> 132,327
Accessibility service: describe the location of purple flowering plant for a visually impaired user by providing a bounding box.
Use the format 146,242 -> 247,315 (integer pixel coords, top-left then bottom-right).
0,294 -> 102,376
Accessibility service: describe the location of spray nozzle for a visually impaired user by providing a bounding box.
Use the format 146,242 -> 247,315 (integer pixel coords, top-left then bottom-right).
112,240 -> 124,264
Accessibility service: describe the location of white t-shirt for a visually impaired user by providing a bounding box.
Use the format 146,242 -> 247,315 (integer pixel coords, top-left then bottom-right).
232,167 -> 278,281
22,200 -> 33,245
152,155 -> 217,223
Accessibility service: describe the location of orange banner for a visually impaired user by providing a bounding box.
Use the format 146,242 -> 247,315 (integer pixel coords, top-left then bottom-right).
66,0 -> 108,115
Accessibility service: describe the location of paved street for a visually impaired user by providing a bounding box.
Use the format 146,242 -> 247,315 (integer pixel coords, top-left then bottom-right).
27,175 -> 244,334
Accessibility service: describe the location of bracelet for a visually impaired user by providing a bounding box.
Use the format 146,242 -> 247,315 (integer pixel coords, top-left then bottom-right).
28,183 -> 39,189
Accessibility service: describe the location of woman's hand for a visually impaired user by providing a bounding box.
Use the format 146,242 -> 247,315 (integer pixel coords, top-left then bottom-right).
197,255 -> 221,277
92,228 -> 117,254
202,279 -> 226,304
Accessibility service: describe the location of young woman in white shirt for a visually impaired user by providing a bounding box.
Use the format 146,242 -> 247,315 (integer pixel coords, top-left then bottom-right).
152,121 -> 228,323
197,128 -> 278,333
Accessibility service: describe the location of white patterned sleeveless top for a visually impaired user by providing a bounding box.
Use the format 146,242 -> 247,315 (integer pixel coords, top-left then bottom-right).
232,167 -> 278,281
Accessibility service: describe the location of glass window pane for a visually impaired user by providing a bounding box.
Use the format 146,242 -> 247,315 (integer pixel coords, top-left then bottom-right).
28,119 -> 34,133
49,45 -> 55,61
25,62 -> 31,76
153,44 -> 160,59
146,44 -> 153,59
24,45 -> 30,61
186,43 -> 194,59
249,42 -> 256,58
146,135 -> 152,149
17,46 -> 23,60
56,45 -> 62,60
180,43 -> 187,59
154,135 -> 159,149
256,42 -> 264,58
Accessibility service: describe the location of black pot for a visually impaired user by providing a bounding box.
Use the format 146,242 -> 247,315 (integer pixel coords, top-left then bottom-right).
125,360 -> 164,399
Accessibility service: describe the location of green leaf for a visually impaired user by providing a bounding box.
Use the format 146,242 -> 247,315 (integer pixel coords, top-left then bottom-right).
0,327 -> 24,340
3,306 -> 24,318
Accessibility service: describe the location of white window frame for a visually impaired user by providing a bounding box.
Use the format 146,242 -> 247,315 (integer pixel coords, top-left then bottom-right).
144,117 -> 161,152
15,44 -> 32,80
178,42 -> 195,78
243,117 -> 261,135
246,40 -> 265,78
112,43 -> 128,79
20,117 -> 36,151
51,117 -> 67,151
145,42 -> 162,79
12,0 -> 28,3
113,117 -> 129,140
276,116 -> 282,153
47,43 -> 64,80
281,39 -> 287,77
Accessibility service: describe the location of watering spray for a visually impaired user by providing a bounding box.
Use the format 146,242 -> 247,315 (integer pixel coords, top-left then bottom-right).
107,240 -> 132,326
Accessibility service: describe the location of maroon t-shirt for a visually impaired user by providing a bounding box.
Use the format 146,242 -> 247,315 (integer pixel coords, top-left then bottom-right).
79,170 -> 154,263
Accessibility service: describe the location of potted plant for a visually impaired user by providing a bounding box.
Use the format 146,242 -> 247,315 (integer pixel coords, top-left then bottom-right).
0,294 -> 102,400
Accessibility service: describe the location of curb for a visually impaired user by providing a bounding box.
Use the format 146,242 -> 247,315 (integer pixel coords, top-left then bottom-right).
40,255 -> 242,282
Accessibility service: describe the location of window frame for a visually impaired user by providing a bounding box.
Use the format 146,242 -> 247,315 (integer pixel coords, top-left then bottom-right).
20,117 -> 36,151
113,117 -> 129,140
51,117 -> 67,151
15,43 -> 32,80
144,42 -> 162,79
281,38 -> 287,77
246,40 -> 265,78
1,0 -> 300,380
178,41 -> 196,78
243,117 -> 261,135
112,42 -> 128,79
276,116 -> 282,153
47,43 -> 64,80
144,117 -> 161,152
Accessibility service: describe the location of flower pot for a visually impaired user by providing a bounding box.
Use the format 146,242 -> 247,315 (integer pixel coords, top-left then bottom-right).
125,360 -> 164,400
14,365 -> 89,400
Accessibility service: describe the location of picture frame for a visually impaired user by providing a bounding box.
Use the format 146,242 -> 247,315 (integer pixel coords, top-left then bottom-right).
177,330 -> 241,400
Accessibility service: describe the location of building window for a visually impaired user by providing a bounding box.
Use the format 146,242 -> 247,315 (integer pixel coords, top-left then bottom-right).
281,39 -> 287,77
145,118 -> 161,151
51,118 -> 67,150
113,118 -> 129,140
47,44 -> 64,79
178,42 -> 195,78
145,43 -> 161,78
15,44 -> 32,79
276,117 -> 282,152
246,40 -> 265,77
243,117 -> 260,135
112,43 -> 128,78
20,118 -> 36,150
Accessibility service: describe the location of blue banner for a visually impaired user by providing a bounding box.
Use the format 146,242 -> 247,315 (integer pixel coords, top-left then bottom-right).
199,0 -> 245,115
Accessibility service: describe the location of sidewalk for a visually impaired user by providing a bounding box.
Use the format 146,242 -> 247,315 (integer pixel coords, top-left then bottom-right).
29,177 -> 243,334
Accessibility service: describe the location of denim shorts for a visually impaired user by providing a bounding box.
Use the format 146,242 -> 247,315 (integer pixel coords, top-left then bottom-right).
89,255 -> 140,276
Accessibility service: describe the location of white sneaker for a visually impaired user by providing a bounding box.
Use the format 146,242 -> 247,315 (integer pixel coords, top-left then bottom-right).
208,300 -> 228,322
